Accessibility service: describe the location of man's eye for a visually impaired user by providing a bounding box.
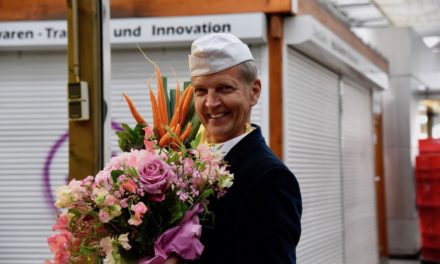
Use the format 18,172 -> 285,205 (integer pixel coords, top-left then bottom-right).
220,86 -> 234,92
194,89 -> 207,96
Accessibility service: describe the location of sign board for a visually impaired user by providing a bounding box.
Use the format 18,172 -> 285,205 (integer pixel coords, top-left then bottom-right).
285,15 -> 388,90
0,13 -> 266,49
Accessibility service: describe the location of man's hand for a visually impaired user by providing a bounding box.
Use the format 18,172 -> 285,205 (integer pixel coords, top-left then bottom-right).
165,256 -> 180,264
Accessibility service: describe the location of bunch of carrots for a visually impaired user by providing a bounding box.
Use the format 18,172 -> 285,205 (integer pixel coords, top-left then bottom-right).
122,53 -> 196,148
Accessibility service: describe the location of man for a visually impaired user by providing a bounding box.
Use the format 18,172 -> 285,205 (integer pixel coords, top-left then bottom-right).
187,33 -> 302,264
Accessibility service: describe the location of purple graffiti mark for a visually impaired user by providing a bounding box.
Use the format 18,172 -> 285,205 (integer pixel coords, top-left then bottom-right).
43,121 -> 124,214
43,132 -> 68,214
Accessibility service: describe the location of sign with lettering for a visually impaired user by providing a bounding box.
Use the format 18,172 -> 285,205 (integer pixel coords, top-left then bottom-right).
0,13 -> 266,49
285,15 -> 388,90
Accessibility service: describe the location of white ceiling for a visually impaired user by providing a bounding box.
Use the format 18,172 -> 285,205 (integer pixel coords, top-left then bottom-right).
319,0 -> 440,50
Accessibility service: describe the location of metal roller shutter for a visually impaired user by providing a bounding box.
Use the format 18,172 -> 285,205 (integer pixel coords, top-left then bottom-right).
0,51 -> 68,264
284,48 -> 344,263
341,79 -> 378,264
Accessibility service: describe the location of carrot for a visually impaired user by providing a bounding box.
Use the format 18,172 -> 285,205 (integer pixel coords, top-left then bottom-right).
149,88 -> 165,138
179,122 -> 192,142
179,85 -> 193,127
170,67 -> 181,114
174,85 -> 180,114
122,93 -> 147,125
170,124 -> 182,149
159,126 -> 175,147
157,80 -> 168,125
174,124 -> 181,138
159,132 -> 171,147
137,47 -> 168,126
169,105 -> 180,129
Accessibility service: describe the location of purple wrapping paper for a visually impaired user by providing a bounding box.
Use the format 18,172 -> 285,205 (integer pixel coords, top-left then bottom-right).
139,203 -> 205,264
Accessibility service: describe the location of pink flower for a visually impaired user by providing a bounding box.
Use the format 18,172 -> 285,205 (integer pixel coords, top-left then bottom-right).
143,126 -> 156,152
103,195 -> 118,206
47,231 -> 73,264
144,140 -> 155,153
128,202 -> 148,226
52,213 -> 71,232
143,126 -> 155,138
122,179 -> 137,193
183,158 -> 195,175
99,237 -> 115,263
99,210 -> 111,223
138,158 -> 175,202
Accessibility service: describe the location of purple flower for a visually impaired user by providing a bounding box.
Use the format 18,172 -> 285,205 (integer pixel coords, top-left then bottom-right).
138,157 -> 175,202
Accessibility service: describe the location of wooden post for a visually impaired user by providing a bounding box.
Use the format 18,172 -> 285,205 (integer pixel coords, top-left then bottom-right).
67,0 -> 110,180
268,14 -> 284,159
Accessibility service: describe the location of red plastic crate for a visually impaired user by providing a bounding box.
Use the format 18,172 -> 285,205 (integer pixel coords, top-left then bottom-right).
419,207 -> 440,235
422,247 -> 440,262
420,139 -> 440,154
416,155 -> 440,170
417,180 -> 440,206
416,170 -> 440,180
422,234 -> 440,249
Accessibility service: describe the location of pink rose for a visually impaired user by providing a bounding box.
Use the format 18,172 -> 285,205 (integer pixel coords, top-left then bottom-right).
138,158 -> 175,202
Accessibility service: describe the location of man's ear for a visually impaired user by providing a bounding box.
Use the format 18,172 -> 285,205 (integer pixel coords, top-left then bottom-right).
250,79 -> 261,107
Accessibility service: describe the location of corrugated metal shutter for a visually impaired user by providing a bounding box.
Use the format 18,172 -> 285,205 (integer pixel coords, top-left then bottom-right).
0,45 -> 267,263
341,78 -> 378,264
284,48 -> 344,263
0,51 -> 68,263
110,46 -> 266,155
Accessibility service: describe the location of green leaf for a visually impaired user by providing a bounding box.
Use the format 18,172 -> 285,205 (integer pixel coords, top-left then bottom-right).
183,81 -> 191,89
169,88 -> 176,119
116,123 -> 146,151
68,208 -> 82,218
162,77 -> 171,120
111,170 -> 124,183
79,246 -> 97,256
168,202 -> 188,225
199,189 -> 214,202
126,167 -> 138,177
190,131 -> 202,148
188,113 -> 201,144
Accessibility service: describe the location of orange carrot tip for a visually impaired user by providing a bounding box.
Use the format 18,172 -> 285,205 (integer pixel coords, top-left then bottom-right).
122,93 -> 147,125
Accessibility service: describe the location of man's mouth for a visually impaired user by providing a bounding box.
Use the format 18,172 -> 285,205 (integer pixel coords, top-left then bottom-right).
208,113 -> 227,119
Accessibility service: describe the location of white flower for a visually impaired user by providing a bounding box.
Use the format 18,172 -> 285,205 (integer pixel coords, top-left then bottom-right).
218,173 -> 234,189
118,233 -> 132,250
55,185 -> 74,208
100,237 -> 115,264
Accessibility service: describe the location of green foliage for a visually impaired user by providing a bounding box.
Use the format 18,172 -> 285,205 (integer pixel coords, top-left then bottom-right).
191,132 -> 202,149
116,123 -> 146,152
111,170 -> 124,183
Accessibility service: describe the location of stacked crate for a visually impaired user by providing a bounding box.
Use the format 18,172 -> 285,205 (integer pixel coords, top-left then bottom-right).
416,139 -> 440,262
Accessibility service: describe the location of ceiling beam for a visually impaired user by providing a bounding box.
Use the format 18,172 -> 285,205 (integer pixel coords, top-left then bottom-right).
0,0 -> 292,21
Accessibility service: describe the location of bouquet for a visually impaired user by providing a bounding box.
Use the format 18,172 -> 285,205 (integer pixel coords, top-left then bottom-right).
46,55 -> 234,264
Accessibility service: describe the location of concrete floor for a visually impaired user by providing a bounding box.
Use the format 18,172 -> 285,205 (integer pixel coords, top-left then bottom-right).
388,260 -> 421,264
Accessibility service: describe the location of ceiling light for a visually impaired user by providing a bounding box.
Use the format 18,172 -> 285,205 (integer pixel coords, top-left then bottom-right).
423,36 -> 440,48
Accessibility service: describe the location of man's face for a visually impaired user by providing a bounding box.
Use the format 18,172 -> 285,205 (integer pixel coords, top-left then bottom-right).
192,65 -> 261,143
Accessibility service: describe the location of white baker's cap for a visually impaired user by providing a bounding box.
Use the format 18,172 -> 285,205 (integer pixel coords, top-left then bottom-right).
189,33 -> 254,77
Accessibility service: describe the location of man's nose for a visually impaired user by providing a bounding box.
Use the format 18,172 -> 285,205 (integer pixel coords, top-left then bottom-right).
205,92 -> 220,108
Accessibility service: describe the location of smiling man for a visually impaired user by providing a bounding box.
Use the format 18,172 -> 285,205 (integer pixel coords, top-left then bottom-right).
189,33 -> 302,264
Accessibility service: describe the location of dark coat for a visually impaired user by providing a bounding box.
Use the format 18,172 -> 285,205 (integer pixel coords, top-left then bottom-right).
194,126 -> 302,264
